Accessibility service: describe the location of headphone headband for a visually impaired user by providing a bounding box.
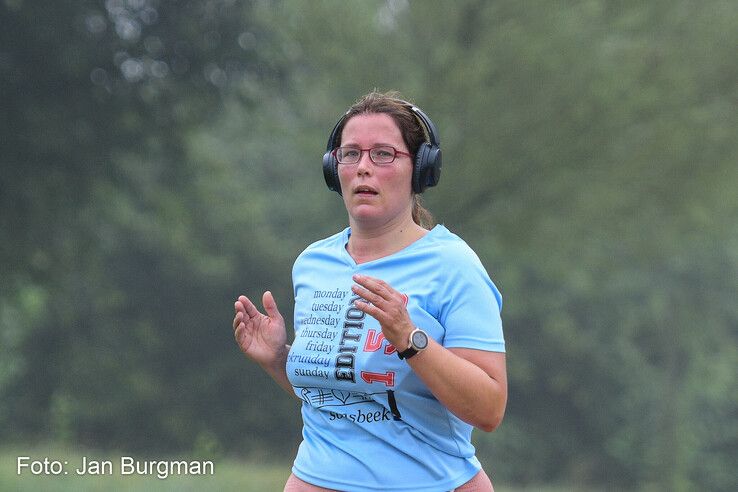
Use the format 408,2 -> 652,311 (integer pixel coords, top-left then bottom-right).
324,100 -> 440,152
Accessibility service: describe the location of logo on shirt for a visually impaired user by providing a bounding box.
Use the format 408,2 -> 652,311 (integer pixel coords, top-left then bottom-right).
291,287 -> 409,393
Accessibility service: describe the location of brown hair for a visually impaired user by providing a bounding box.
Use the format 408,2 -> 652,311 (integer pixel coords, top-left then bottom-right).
336,90 -> 436,229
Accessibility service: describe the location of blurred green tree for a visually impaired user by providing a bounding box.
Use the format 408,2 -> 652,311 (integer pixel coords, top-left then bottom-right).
1,1 -> 736,490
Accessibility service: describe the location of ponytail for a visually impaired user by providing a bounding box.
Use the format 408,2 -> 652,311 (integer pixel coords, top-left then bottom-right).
411,194 -> 435,229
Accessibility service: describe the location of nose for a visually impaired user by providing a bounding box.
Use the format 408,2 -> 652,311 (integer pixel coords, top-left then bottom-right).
355,149 -> 374,174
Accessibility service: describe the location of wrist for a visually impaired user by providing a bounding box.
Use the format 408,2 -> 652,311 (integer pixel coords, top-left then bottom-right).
262,344 -> 290,373
397,328 -> 428,360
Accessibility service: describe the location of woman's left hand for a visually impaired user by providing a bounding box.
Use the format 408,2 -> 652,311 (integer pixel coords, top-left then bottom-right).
351,274 -> 414,350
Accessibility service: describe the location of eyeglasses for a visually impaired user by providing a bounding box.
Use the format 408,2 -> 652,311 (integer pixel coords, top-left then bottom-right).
332,146 -> 413,165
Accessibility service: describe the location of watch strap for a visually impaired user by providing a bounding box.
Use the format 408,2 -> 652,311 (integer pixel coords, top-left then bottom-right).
397,347 -> 418,360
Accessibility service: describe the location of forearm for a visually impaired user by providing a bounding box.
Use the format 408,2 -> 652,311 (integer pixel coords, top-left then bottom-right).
406,339 -> 507,431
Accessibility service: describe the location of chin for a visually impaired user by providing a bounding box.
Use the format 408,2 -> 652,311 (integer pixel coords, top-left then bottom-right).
350,207 -> 382,221
348,203 -> 390,221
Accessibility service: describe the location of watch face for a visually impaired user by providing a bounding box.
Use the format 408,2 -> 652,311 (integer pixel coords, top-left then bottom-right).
411,330 -> 428,350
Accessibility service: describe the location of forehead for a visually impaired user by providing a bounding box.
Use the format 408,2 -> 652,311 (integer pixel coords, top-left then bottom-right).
340,113 -> 404,146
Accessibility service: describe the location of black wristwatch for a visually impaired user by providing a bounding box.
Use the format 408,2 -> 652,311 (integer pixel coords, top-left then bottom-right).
397,328 -> 429,360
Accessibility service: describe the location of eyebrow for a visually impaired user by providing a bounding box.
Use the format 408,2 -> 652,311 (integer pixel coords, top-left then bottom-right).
339,142 -> 399,147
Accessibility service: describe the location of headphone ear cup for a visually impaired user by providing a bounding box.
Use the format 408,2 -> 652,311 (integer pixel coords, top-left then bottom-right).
413,143 -> 430,193
424,146 -> 442,189
322,151 -> 342,195
412,143 -> 442,193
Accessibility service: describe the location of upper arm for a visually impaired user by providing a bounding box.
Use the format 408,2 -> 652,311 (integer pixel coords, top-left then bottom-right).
448,347 -> 508,430
448,348 -> 507,388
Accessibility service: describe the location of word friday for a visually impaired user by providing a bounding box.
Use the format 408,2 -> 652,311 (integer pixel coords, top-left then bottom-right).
17,456 -> 214,480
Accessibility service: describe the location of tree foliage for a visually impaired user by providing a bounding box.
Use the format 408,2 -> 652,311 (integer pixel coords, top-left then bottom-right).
1,1 -> 736,490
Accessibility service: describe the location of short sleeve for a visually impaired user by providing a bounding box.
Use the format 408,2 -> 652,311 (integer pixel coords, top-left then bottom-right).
437,246 -> 505,352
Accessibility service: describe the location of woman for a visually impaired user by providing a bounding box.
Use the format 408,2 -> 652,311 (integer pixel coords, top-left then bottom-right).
233,91 -> 506,491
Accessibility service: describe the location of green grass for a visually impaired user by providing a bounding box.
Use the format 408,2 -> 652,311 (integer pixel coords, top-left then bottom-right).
3,445 -> 592,491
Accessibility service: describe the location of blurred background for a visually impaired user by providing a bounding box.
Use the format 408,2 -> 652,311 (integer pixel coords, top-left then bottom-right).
1,0 -> 736,490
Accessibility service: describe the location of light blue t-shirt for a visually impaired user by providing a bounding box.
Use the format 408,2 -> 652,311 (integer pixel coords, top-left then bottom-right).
286,225 -> 505,492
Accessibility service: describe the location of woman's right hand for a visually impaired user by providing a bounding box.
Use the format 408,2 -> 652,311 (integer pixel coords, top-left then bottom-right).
233,291 -> 288,368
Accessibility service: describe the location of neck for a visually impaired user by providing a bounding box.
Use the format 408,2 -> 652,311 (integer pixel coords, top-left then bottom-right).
346,212 -> 428,264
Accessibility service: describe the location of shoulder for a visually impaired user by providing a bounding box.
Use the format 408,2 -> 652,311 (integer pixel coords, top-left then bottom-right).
424,225 -> 485,268
293,228 -> 348,269
426,225 -> 502,310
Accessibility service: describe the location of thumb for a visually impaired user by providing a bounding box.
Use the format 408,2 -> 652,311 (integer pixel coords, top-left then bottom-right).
262,291 -> 283,321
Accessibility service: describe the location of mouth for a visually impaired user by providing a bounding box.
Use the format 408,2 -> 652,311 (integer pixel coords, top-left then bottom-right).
353,186 -> 379,196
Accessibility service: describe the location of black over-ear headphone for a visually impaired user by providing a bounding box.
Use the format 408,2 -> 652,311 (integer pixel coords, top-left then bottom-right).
322,100 -> 442,195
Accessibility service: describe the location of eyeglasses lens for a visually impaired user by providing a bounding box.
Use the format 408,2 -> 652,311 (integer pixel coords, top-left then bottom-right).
336,146 -> 396,164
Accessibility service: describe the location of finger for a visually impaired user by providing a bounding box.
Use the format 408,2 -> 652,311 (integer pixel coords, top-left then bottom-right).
234,323 -> 249,348
353,299 -> 383,320
232,311 -> 243,331
351,284 -> 383,307
238,295 -> 261,318
352,274 -> 394,301
235,297 -> 248,314
262,291 -> 283,321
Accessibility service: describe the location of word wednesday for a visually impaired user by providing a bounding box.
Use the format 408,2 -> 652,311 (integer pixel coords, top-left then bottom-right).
17,455 -> 214,480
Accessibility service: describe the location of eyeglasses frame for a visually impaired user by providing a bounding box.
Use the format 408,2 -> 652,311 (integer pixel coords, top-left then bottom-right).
332,146 -> 414,165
